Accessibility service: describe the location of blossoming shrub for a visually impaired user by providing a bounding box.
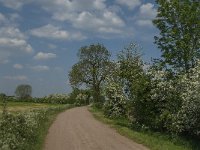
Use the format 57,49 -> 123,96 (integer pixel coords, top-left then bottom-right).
75,93 -> 88,106
138,63 -> 200,136
145,67 -> 182,131
171,64 -> 200,136
103,64 -> 127,118
7,94 -> 72,104
103,82 -> 127,118
0,105 -> 71,150
37,94 -> 70,104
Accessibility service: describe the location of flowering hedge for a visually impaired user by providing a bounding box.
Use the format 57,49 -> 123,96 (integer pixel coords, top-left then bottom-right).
171,63 -> 200,136
0,105 -> 72,150
74,93 -> 88,106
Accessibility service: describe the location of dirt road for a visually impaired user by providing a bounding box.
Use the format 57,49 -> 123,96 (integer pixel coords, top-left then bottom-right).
44,107 -> 148,150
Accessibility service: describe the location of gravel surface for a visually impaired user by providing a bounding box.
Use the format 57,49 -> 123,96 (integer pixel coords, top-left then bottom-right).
44,106 -> 148,150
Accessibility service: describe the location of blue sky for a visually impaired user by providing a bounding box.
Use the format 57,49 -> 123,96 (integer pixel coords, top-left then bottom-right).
0,0 -> 160,97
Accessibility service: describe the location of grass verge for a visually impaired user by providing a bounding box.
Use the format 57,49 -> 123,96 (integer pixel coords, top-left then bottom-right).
0,104 -> 74,150
33,104 -> 74,150
89,107 -> 200,150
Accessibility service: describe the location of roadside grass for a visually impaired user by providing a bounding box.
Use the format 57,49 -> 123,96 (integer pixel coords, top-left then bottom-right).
34,104 -> 74,150
89,107 -> 200,150
0,100 -> 74,150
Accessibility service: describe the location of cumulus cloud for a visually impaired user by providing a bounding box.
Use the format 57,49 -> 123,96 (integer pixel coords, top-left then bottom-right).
30,65 -> 50,71
71,11 -> 125,32
4,75 -> 28,81
0,27 -> 33,53
0,0 -> 33,10
34,52 -> 57,60
1,0 -> 128,37
116,0 -> 141,10
30,24 -> 86,40
136,3 -> 157,27
45,0 -> 126,35
139,3 -> 157,19
0,26 -> 34,63
13,64 -> 23,69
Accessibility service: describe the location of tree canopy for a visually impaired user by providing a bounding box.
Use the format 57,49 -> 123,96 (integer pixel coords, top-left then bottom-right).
15,84 -> 32,99
69,44 -> 113,103
153,0 -> 200,73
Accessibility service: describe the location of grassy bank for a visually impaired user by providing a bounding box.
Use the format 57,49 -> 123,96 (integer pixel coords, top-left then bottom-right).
89,107 -> 200,150
34,104 -> 74,150
0,103 -> 74,150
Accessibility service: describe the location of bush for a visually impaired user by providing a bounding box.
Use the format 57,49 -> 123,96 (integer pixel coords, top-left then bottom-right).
139,67 -> 182,131
171,63 -> 200,136
0,105 -> 71,150
103,73 -> 127,118
74,93 -> 88,106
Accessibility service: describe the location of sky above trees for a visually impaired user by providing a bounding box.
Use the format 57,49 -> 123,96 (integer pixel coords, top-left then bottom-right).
0,0 -> 160,97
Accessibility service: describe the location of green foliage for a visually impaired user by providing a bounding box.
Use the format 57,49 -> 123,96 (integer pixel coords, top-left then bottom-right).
74,93 -> 88,106
6,93 -> 74,104
137,62 -> 200,137
0,93 -> 6,99
90,107 -> 200,150
118,43 -> 146,98
103,65 -> 127,118
15,85 -> 32,99
143,66 -> 182,131
69,44 -> 113,103
68,88 -> 91,106
117,43 -> 151,124
0,105 -> 72,150
171,62 -> 200,136
153,0 -> 200,73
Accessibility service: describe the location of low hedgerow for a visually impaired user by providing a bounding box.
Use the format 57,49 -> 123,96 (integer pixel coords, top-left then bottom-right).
0,105 -> 73,150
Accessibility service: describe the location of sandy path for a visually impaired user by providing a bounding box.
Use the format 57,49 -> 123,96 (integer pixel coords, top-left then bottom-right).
44,107 -> 148,150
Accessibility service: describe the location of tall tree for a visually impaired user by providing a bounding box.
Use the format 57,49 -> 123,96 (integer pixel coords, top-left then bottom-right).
69,44 -> 112,103
15,84 -> 32,99
153,0 -> 200,73
118,43 -> 147,99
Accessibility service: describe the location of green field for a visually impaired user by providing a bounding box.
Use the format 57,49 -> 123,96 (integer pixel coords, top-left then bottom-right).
0,101 -> 62,113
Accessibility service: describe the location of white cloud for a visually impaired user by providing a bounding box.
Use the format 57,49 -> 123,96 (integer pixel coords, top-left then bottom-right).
4,75 -> 28,81
70,11 -> 125,34
0,27 -> 34,63
34,52 -> 57,60
30,65 -> 50,71
1,0 -> 128,37
116,0 -> 141,10
0,27 -> 33,53
136,3 -> 157,27
13,64 -> 23,69
30,24 -> 86,40
40,0 -> 126,35
0,13 -> 6,23
0,0 -> 33,10
139,3 -> 157,19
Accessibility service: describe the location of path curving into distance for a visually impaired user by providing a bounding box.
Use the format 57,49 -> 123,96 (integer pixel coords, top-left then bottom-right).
44,107 -> 148,150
